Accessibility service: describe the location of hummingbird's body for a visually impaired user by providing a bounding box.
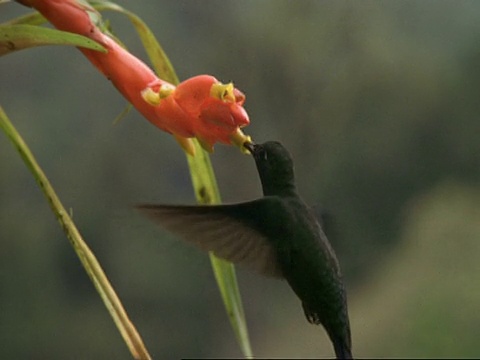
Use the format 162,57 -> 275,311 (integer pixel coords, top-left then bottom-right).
266,196 -> 352,359
137,141 -> 352,359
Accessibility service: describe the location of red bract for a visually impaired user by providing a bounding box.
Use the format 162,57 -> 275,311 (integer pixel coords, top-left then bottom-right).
19,0 -> 251,155
143,75 -> 250,151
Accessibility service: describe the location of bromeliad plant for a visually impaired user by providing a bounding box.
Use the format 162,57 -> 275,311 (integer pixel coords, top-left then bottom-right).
0,0 -> 253,358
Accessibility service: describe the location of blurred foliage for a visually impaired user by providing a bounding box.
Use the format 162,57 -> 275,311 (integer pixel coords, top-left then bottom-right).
1,1 -> 480,358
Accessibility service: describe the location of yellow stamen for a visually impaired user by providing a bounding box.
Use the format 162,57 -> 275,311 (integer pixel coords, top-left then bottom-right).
141,84 -> 175,106
210,82 -> 235,102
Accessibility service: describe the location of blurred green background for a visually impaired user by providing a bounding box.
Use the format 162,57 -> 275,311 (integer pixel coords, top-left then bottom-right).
2,1 -> 480,358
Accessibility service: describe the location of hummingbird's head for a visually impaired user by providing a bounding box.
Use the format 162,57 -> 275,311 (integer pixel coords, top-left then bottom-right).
244,141 -> 296,196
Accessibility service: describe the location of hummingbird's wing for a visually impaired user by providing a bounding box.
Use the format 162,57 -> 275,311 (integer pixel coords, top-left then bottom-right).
136,199 -> 283,278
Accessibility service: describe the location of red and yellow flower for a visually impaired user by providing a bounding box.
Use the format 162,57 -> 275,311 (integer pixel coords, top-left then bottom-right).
18,0 -> 251,155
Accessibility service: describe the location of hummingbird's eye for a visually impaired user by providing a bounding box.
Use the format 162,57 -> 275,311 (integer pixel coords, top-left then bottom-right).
257,148 -> 268,161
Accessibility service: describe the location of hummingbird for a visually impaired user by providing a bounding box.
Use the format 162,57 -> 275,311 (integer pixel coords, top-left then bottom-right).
136,141 -> 353,359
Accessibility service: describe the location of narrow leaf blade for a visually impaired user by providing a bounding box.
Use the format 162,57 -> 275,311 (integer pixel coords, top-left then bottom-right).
0,106 -> 150,360
90,0 -> 179,84
0,24 -> 105,56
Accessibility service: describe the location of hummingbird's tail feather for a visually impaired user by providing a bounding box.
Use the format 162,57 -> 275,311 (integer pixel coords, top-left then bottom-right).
332,338 -> 353,359
302,302 -> 353,359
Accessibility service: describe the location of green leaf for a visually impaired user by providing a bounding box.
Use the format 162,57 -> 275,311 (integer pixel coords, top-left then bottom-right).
0,106 -> 151,360
186,140 -> 253,359
90,0 -> 179,84
1,10 -> 46,26
3,2 -> 252,356
89,2 -> 253,357
0,24 -> 106,56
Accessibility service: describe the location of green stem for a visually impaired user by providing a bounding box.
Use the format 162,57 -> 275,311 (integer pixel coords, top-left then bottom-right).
5,2 -> 254,356
123,6 -> 254,350
0,106 -> 151,360
186,140 -> 253,358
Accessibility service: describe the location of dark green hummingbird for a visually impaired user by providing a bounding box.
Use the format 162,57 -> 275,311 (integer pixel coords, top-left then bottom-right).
136,141 -> 353,359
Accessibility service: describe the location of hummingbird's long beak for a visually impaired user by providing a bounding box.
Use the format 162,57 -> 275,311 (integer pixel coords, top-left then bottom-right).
243,141 -> 257,154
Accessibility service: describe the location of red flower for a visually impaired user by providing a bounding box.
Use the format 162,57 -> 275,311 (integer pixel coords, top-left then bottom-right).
20,0 -> 251,155
142,75 -> 250,152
